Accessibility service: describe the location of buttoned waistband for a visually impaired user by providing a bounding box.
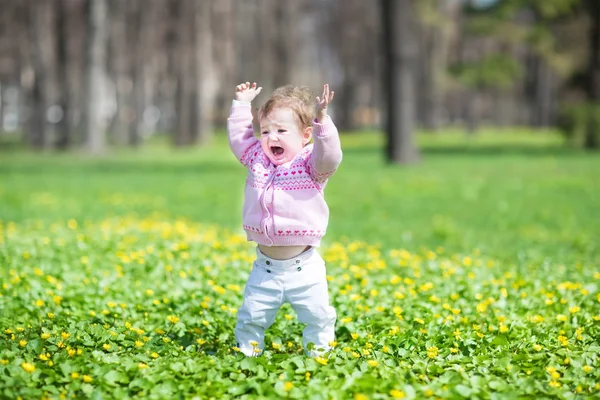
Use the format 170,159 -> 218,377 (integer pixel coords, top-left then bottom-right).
255,247 -> 319,271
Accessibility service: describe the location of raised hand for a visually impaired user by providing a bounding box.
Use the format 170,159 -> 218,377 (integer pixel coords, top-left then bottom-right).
235,82 -> 262,103
315,84 -> 335,122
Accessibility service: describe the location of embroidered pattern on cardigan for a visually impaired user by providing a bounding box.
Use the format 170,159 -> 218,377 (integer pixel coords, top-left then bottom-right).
244,225 -> 264,234
240,141 -> 262,167
275,229 -> 325,236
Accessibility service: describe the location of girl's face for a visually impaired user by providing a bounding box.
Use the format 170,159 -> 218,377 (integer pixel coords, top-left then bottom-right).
259,107 -> 312,166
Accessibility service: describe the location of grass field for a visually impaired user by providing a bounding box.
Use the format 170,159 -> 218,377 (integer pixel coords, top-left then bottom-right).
1,129 -> 599,399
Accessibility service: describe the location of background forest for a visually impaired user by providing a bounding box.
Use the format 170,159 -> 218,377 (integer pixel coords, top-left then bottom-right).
0,0 -> 598,155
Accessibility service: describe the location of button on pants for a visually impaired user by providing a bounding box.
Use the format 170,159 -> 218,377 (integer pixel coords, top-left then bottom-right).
235,247 -> 336,357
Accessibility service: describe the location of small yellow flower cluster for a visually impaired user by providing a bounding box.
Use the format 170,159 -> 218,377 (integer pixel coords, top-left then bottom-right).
315,357 -> 328,366
426,346 -> 438,359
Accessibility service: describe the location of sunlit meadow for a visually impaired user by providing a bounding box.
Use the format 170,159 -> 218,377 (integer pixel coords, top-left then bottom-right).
1,130 -> 599,399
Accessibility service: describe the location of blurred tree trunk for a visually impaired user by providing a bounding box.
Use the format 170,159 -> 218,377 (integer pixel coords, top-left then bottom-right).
29,1 -> 57,150
54,0 -> 71,149
0,1 -> 18,133
585,0 -> 600,149
334,0 -> 361,131
108,0 -> 132,146
174,0 -> 191,146
255,0 -> 274,94
83,0 -> 108,154
526,54 -> 554,127
273,0 -> 296,87
213,0 -> 236,123
197,0 -> 214,143
128,0 -> 153,147
382,0 -> 420,164
417,0 -> 453,131
174,0 -> 211,146
164,0 -> 180,141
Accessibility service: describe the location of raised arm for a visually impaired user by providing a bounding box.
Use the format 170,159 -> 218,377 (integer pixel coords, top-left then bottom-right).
227,82 -> 263,166
308,84 -> 343,183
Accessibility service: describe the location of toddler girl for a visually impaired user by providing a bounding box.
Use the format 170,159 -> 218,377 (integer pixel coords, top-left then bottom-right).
227,82 -> 342,357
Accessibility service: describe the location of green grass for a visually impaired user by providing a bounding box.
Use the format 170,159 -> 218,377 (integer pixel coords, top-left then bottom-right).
1,129 -> 598,264
1,129 -> 600,399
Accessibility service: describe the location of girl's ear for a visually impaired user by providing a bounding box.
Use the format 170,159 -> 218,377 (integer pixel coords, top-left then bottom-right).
302,126 -> 313,146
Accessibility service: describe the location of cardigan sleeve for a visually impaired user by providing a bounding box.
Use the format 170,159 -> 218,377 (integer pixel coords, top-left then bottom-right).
307,116 -> 343,183
227,101 -> 260,167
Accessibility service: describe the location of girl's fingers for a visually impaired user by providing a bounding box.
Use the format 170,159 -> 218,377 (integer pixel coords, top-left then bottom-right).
330,91 -> 335,102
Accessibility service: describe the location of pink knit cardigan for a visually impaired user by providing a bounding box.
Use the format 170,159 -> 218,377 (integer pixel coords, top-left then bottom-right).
227,101 -> 342,247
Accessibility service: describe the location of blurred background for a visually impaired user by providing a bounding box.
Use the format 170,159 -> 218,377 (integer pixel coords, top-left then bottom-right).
0,0 -> 598,156
0,0 -> 598,264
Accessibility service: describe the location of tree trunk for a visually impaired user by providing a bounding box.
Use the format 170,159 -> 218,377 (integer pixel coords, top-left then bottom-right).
128,0 -> 145,147
83,0 -> 108,154
526,53 -> 554,128
108,0 -> 132,146
29,1 -> 56,150
273,0 -> 296,87
55,0 -> 71,150
175,0 -> 205,147
195,0 -> 213,144
213,0 -> 236,124
382,0 -> 420,164
464,89 -> 479,135
420,0 -> 452,131
585,0 -> 600,149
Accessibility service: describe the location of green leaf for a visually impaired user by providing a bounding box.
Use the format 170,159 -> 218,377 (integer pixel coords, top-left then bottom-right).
240,357 -> 257,371
491,335 -> 509,346
454,384 -> 473,398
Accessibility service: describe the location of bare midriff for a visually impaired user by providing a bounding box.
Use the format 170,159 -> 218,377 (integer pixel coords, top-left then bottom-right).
258,244 -> 311,260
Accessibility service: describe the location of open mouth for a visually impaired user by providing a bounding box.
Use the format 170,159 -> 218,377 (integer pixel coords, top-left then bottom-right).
271,146 -> 284,156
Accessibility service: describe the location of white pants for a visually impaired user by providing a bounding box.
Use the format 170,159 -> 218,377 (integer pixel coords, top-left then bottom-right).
235,247 -> 336,357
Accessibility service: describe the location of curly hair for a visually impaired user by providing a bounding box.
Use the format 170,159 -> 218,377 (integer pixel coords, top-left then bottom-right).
258,85 -> 315,129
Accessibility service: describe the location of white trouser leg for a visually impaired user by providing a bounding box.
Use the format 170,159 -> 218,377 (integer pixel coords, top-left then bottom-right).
235,248 -> 336,357
285,252 -> 336,356
235,262 -> 283,356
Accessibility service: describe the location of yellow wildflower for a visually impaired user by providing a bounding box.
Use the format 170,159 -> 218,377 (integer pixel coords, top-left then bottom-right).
315,357 -> 328,365
390,390 -> 406,399
427,346 -> 438,359
21,362 -> 35,373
